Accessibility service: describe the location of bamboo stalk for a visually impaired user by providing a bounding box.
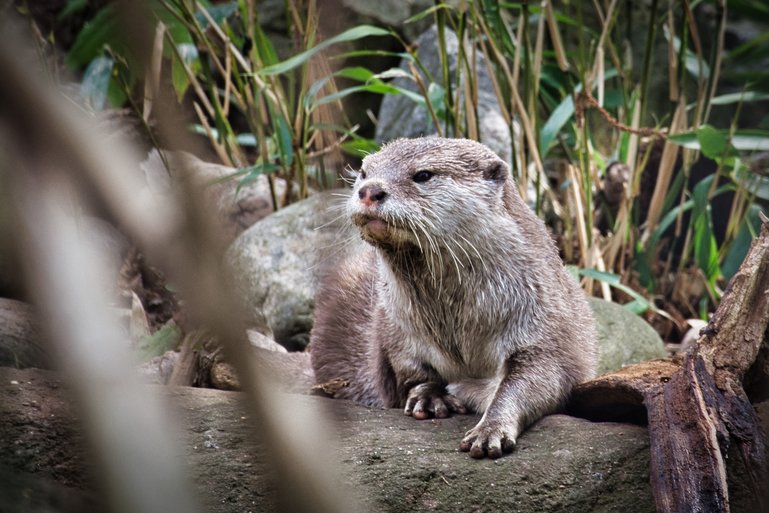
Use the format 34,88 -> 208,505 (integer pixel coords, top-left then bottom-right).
142,22 -> 165,122
703,0 -> 727,123
666,7 -> 679,101
544,0 -> 569,71
642,97 -> 686,242
569,164 -> 591,269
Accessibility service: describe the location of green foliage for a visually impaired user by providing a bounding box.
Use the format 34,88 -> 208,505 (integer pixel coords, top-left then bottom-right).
65,3 -> 122,70
139,324 -> 181,362
574,268 -> 656,315
256,25 -> 391,76
61,0 -> 769,321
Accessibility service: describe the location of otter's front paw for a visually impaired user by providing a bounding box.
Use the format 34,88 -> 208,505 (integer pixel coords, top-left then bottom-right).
404,383 -> 467,420
459,421 -> 518,459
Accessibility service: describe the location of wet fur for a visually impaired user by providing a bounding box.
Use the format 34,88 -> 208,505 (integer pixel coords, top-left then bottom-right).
310,137 -> 597,458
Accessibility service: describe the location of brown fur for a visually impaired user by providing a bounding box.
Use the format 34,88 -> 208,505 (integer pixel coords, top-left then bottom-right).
310,137 -> 598,458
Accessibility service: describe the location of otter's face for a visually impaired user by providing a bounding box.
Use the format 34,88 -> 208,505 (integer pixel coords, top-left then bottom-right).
347,137 -> 510,251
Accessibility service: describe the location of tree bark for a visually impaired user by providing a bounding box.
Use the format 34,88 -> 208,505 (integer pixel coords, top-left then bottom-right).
573,220 -> 769,513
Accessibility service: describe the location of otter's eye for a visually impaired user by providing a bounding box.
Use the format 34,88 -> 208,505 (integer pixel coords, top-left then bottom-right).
358,170 -> 367,180
412,170 -> 434,183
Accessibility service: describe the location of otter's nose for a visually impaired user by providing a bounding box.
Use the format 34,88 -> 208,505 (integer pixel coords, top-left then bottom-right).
358,184 -> 387,206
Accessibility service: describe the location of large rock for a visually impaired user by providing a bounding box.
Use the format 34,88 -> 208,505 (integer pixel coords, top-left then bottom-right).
375,25 -> 514,165
225,190 -> 352,349
340,0 -> 439,40
0,299 -> 49,369
141,150 -> 288,244
2,367 -> 765,512
590,298 -> 668,375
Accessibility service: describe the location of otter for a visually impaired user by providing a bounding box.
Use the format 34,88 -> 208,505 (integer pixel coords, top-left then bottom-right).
310,137 -> 598,459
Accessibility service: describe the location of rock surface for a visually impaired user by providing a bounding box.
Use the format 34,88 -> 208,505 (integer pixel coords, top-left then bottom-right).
375,25 -> 515,165
141,150 -> 287,244
340,0 -> 439,40
0,299 -> 49,369
0,367 -> 653,512
2,367 -> 766,512
225,190 -> 352,349
589,298 -> 668,375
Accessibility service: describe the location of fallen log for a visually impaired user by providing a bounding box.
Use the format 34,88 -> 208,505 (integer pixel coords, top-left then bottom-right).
572,218 -> 769,513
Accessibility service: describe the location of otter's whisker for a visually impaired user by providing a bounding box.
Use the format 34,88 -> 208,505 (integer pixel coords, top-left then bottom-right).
314,211 -> 352,231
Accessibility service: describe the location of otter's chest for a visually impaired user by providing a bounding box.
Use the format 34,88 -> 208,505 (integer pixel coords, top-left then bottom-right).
384,285 -> 510,381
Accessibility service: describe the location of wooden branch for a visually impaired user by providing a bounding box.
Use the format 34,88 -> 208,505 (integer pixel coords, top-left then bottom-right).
648,219 -> 769,513
572,219 -> 769,513
568,359 -> 681,423
645,353 -> 730,512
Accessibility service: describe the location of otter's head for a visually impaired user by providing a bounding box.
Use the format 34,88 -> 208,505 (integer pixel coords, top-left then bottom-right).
348,137 -> 511,252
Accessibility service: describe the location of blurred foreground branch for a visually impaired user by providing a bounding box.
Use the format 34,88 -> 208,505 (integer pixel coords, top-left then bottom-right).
0,14 -> 355,513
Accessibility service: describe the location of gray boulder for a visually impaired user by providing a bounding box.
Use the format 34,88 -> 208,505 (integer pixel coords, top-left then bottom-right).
375,25 -> 514,165
340,0 -> 442,40
590,298 -> 668,375
225,190 -> 353,350
141,150 -> 288,244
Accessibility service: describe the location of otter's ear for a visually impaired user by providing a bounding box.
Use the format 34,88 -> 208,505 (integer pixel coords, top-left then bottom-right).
483,159 -> 507,182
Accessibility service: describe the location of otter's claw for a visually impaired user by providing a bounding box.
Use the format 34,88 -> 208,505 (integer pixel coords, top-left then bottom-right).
460,421 -> 517,459
404,383 -> 467,420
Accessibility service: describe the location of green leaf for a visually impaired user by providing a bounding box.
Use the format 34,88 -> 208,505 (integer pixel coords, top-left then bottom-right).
619,89 -> 641,163
538,69 -> 619,158
707,91 -> 769,106
576,268 -> 654,314
305,66 -> 405,110
695,125 -> 739,162
634,240 -> 655,291
274,114 -> 293,167
691,176 -> 721,285
66,4 -> 119,69
748,174 -> 769,201
722,204 -> 763,279
335,66 -> 376,82
479,0 -> 517,56
404,3 -> 455,24
668,128 -> 769,152
731,131 -> 769,151
373,67 -> 414,81
540,95 -> 573,157
148,0 -> 193,44
107,72 -> 127,107
58,0 -> 88,21
252,22 -> 279,66
257,25 -> 392,76
79,56 -> 114,110
341,138 -> 380,157
648,197 -> 694,256
171,43 -> 199,102
335,49 -> 412,61
311,84 -> 402,108
665,28 -> 710,80
236,163 -> 280,192
139,324 -> 180,361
